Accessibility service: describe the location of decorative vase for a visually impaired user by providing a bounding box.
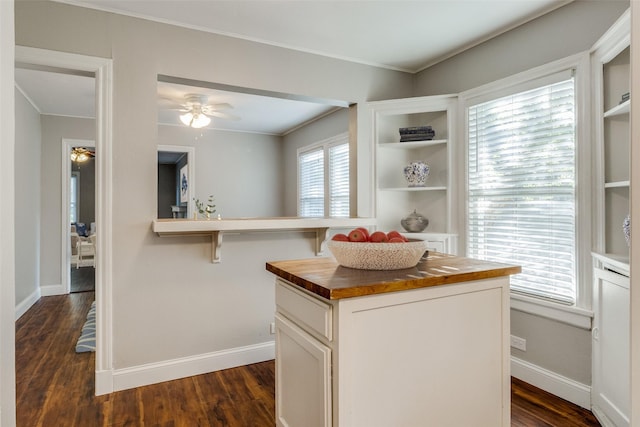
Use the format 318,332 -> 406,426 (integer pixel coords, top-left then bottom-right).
403,161 -> 430,187
623,214 -> 631,246
401,209 -> 429,233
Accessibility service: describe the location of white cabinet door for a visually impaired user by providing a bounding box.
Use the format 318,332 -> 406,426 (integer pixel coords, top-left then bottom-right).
592,267 -> 630,427
275,313 -> 332,427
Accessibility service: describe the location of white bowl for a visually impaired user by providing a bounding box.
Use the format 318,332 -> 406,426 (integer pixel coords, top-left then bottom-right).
327,239 -> 428,270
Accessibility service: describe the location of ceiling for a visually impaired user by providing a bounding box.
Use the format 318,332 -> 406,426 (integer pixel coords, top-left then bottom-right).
16,0 -> 571,134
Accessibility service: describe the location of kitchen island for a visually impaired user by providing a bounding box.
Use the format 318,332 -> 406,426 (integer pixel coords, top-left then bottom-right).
266,252 -> 521,427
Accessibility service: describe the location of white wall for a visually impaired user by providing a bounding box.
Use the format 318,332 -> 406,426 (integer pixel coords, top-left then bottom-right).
1,0 -> 16,423
157,125 -> 284,218
39,115 -> 95,289
15,0 -> 413,387
14,88 -> 41,312
415,0 -> 629,392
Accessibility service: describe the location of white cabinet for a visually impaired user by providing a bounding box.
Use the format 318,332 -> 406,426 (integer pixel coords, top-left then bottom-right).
274,274 -> 511,426
368,95 -> 458,252
591,9 -> 630,427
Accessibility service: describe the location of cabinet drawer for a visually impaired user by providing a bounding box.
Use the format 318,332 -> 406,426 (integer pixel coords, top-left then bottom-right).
276,279 -> 333,341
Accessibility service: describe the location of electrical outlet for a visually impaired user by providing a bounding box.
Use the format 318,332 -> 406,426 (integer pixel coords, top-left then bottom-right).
510,335 -> 526,351
270,322 -> 276,335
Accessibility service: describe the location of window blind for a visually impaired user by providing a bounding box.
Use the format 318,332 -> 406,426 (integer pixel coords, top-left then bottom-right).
299,148 -> 325,217
329,143 -> 350,217
467,77 -> 576,304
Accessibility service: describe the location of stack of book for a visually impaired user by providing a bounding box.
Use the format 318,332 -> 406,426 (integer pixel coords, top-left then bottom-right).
399,126 -> 435,142
620,92 -> 630,104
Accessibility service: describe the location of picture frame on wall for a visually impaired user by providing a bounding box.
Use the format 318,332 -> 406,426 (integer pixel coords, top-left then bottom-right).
180,165 -> 188,203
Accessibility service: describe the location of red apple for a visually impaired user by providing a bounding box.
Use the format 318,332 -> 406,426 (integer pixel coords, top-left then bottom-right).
369,231 -> 389,243
332,233 -> 349,242
388,237 -> 406,243
355,227 -> 370,241
348,229 -> 368,242
386,230 -> 407,241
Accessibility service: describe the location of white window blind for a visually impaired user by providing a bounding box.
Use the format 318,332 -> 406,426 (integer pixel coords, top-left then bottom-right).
70,172 -> 79,223
329,143 -> 350,217
298,133 -> 349,217
467,77 -> 576,304
299,148 -> 325,217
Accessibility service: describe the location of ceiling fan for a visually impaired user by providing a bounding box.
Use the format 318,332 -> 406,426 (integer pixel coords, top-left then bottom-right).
70,147 -> 95,163
166,94 -> 240,128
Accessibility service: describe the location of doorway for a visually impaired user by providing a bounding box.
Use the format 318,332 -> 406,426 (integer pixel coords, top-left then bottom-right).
65,139 -> 96,293
15,46 -> 114,396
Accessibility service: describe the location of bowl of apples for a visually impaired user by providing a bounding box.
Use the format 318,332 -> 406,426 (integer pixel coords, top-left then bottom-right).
327,228 -> 429,270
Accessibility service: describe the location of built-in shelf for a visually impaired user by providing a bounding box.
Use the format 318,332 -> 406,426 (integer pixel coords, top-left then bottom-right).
379,186 -> 447,192
152,217 -> 375,263
604,99 -> 630,117
378,139 -> 447,149
592,251 -> 630,277
604,180 -> 630,188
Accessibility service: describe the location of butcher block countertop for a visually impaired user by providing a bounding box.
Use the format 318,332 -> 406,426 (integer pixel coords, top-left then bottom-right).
266,252 -> 521,300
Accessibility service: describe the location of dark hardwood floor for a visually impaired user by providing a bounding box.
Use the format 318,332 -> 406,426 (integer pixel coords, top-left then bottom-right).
16,292 -> 600,426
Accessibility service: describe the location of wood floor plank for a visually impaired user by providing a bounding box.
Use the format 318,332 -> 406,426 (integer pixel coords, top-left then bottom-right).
17,292 -> 601,426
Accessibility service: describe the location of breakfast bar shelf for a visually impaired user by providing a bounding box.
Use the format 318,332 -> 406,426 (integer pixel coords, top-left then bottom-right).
152,217 -> 375,263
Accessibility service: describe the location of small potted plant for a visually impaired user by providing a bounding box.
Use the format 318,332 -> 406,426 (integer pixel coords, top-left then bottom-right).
193,195 -> 216,219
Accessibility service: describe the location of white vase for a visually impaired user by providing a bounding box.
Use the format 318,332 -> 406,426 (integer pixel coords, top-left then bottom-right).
403,161 -> 430,187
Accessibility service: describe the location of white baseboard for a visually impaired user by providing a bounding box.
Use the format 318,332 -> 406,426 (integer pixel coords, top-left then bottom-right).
511,356 -> 591,409
110,341 -> 275,393
95,369 -> 114,396
40,284 -> 66,296
15,288 -> 40,320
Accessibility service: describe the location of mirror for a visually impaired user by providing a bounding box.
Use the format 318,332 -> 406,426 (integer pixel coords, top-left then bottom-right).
157,75 -> 352,219
157,145 -> 195,219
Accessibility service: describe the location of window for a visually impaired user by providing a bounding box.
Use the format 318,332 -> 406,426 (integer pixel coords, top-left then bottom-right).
298,133 -> 349,217
466,74 -> 577,304
70,172 -> 79,223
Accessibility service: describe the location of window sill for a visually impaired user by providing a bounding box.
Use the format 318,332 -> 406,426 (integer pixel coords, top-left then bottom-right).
510,293 -> 593,330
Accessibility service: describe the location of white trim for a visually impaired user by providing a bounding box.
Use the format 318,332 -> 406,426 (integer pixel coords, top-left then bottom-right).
14,82 -> 40,113
110,342 -> 275,392
157,144 -> 195,219
62,138 -> 95,295
15,288 -> 40,320
40,284 -> 66,297
15,46 -> 114,396
510,294 -> 593,330
511,356 -> 591,410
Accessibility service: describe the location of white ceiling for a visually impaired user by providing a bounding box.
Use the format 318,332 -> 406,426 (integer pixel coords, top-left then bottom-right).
16,0 -> 570,134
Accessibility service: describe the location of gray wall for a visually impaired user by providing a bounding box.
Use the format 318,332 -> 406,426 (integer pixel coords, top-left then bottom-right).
14,88 -> 41,307
283,108 -> 350,216
15,0 -> 414,371
40,115 -> 95,289
415,0 -> 629,385
157,163 -> 176,218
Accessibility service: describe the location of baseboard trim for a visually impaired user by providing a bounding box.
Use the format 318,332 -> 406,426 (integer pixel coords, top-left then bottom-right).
95,369 -> 114,396
110,341 -> 275,392
511,356 -> 591,409
40,284 -> 66,297
15,288 -> 40,320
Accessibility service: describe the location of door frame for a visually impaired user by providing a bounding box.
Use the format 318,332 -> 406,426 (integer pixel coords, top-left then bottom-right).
157,144 -> 196,219
15,46 -> 114,395
62,138 -> 95,294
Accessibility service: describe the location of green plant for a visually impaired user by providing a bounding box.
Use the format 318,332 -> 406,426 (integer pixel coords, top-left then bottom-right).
193,195 -> 216,218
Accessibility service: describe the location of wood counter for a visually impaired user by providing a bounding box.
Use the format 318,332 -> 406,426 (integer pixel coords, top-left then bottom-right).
267,252 -> 521,426
266,251 -> 521,300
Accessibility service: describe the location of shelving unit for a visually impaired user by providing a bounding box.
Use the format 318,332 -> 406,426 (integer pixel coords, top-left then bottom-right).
369,95 -> 457,254
591,9 -> 630,427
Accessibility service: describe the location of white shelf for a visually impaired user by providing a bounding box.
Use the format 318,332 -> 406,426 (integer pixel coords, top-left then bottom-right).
152,217 -> 375,263
604,99 -> 630,117
379,186 -> 447,192
379,139 -> 447,149
592,252 -> 630,277
604,180 -> 630,188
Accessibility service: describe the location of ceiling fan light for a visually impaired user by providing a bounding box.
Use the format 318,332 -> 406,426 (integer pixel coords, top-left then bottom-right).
70,147 -> 92,163
180,111 -> 210,128
191,113 -> 211,128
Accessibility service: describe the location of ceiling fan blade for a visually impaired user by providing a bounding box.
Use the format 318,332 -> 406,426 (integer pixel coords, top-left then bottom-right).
209,111 -> 241,121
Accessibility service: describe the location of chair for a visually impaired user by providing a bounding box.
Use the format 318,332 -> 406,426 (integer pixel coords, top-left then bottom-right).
77,234 -> 96,268
70,232 -> 80,268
